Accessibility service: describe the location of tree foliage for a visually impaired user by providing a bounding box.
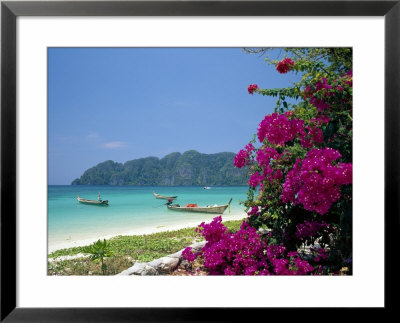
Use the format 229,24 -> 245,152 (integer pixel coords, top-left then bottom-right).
184,48 -> 353,275
72,151 -> 249,186
238,48 -> 353,273
83,239 -> 113,275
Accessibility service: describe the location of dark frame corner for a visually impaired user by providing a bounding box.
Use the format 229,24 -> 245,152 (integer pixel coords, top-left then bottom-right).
1,1 -> 399,321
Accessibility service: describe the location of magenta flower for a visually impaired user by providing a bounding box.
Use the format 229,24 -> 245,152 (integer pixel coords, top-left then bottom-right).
233,149 -> 248,168
247,206 -> 260,216
303,78 -> 336,112
300,124 -> 324,149
281,148 -> 353,214
344,70 -> 353,86
276,58 -> 295,74
189,217 -> 316,275
256,147 -> 279,169
248,84 -> 258,94
233,142 -> 254,168
295,221 -> 330,240
248,171 -> 265,188
310,97 -> 330,112
182,247 -> 198,262
257,112 -> 304,145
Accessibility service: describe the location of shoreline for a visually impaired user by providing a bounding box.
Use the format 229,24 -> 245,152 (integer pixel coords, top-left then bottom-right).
48,211 -> 247,253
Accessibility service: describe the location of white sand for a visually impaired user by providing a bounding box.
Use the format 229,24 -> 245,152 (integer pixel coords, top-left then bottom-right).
48,211 -> 247,253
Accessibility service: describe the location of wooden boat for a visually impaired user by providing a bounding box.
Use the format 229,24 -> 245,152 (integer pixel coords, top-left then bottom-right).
153,192 -> 177,200
167,198 -> 232,214
77,193 -> 109,205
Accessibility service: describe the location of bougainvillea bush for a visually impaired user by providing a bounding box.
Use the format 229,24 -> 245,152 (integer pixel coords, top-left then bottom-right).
183,48 -> 352,275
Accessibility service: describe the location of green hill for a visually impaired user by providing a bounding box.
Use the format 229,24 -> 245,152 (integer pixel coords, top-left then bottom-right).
71,150 -> 249,186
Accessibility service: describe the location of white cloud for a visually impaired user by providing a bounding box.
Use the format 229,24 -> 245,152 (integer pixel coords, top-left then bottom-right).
102,141 -> 126,149
85,132 -> 99,140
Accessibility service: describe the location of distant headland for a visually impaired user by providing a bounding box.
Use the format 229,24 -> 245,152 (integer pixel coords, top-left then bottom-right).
71,150 -> 249,186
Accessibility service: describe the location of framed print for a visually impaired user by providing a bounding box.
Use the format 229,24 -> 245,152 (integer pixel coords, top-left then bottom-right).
1,0 -> 399,321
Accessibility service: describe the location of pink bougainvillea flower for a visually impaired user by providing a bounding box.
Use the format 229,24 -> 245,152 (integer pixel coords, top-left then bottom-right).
276,58 -> 295,74
256,147 -> 279,169
300,124 -> 324,149
233,142 -> 255,168
295,221 -> 330,240
248,84 -> 259,94
281,148 -> 352,214
257,112 -> 304,145
233,149 -> 248,168
248,171 -> 265,188
182,247 -> 198,262
247,206 -> 260,216
188,217 -> 316,275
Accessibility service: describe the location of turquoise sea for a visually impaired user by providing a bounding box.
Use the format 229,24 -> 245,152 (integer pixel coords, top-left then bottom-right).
48,185 -> 248,251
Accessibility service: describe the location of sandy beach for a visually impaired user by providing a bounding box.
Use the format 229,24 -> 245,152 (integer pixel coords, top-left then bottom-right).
48,211 -> 247,253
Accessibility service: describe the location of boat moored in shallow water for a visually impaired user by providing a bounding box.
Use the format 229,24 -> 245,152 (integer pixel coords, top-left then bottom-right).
77,193 -> 109,205
153,192 -> 178,200
167,198 -> 232,214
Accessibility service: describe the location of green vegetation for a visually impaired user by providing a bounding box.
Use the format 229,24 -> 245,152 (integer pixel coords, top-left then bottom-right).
48,219 -> 243,276
71,150 -> 249,186
82,239 -> 113,275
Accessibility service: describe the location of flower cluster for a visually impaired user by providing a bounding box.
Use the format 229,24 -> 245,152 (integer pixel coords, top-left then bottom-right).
304,78 -> 332,97
304,72 -> 353,113
188,217 -> 315,275
247,206 -> 261,216
303,78 -> 333,112
255,147 -> 283,182
256,147 -> 279,168
248,171 -> 265,188
233,143 -> 254,168
312,247 -> 329,262
337,70 -> 352,87
281,148 -> 352,214
299,115 -> 331,148
276,58 -> 295,74
257,112 -> 304,145
295,220 -> 330,240
213,51 -> 352,276
248,84 -> 258,94
265,245 -> 314,275
196,215 -> 228,245
300,124 -> 324,148
181,247 -> 198,262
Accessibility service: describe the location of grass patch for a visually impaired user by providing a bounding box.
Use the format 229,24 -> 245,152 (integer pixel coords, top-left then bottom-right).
48,256 -> 134,276
48,219 -> 244,276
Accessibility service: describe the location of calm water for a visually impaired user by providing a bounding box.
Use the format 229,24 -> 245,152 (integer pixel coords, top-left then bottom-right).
48,185 -> 248,249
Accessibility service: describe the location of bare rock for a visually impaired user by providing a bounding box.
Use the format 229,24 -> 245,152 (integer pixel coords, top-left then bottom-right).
148,257 -> 180,274
169,250 -> 184,258
140,265 -> 158,276
189,241 -> 206,252
117,263 -> 157,276
116,240 -> 207,276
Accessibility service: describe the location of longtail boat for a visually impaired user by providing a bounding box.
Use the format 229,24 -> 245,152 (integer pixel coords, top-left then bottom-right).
77,193 -> 109,205
153,192 -> 178,200
167,198 -> 232,214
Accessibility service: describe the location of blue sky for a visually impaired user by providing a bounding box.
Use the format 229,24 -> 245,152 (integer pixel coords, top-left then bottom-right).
48,48 -> 298,184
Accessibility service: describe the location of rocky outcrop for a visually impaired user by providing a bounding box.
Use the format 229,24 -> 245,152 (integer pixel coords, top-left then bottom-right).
117,241 -> 206,276
72,150 -> 249,186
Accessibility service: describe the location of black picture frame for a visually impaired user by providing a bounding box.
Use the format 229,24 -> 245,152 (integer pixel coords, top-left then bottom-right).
1,0 -> 398,321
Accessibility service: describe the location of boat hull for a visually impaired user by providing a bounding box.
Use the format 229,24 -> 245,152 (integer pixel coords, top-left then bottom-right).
77,198 -> 109,205
167,204 -> 228,214
153,192 -> 177,200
